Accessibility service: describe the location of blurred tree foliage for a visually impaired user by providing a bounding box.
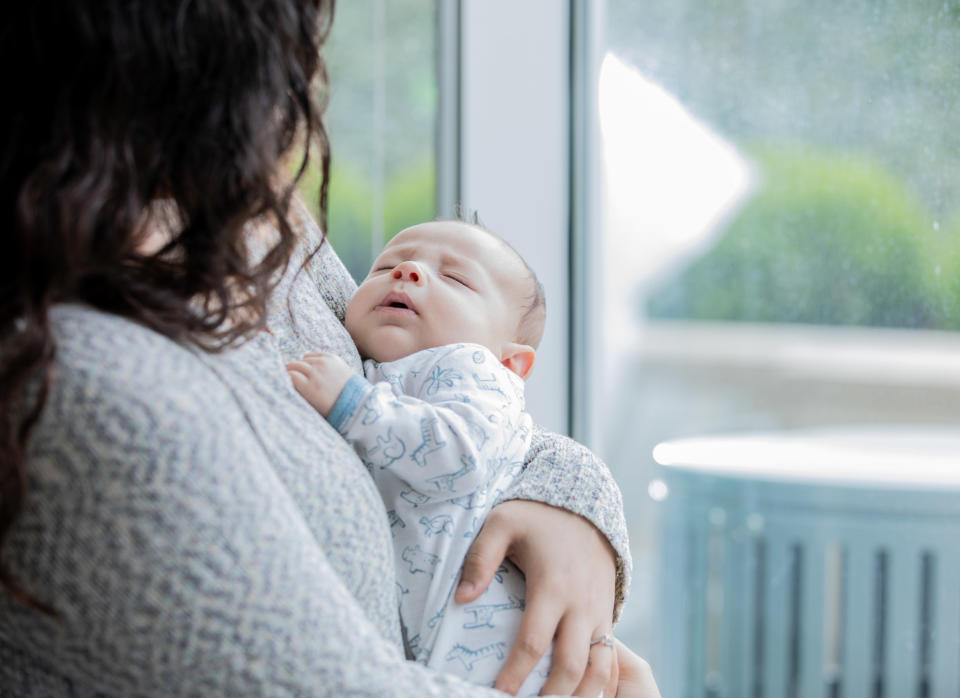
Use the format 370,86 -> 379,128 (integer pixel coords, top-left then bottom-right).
646,144 -> 960,328
294,158 -> 435,283
608,0 -> 960,329
295,0 -> 437,283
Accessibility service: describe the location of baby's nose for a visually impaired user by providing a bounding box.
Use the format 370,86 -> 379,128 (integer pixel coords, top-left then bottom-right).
392,261 -> 424,284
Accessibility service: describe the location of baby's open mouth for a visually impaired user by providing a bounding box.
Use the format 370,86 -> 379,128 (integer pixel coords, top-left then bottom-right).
377,291 -> 418,314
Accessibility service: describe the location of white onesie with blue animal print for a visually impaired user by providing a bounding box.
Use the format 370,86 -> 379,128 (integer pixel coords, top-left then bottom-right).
326,342 -> 550,696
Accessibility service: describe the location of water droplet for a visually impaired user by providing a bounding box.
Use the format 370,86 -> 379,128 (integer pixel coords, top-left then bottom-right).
647,479 -> 669,502
709,507 -> 726,526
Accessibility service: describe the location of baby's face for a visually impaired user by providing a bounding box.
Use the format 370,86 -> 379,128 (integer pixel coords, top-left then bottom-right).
345,221 -> 529,364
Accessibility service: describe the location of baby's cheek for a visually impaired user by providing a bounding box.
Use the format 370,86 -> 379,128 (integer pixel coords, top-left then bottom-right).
343,300 -> 360,334
344,301 -> 367,344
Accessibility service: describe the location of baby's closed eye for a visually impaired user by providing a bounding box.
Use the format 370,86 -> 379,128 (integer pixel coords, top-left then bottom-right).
442,272 -> 470,288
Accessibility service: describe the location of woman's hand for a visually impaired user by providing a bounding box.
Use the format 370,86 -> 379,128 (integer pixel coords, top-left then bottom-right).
454,500 -> 617,696
605,638 -> 662,698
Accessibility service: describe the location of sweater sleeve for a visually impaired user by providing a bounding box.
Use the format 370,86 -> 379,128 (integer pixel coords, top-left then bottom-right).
0,342 -> 539,698
497,427 -> 633,623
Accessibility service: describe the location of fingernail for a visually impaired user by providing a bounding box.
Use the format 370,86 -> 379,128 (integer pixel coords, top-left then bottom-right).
457,580 -> 475,596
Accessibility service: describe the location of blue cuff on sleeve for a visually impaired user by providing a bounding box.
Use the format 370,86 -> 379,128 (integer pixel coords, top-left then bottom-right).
326,374 -> 371,432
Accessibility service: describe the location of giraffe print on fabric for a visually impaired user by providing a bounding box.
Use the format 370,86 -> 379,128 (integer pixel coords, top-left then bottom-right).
328,343 -> 551,696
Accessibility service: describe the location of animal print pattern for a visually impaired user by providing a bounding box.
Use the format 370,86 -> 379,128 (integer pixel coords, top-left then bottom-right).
331,344 -> 549,694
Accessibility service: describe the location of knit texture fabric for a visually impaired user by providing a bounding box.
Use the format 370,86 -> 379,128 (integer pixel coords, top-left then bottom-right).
0,201 -> 631,696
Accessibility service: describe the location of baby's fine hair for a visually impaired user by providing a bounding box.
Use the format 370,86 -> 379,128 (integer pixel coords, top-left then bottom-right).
453,206 -> 547,349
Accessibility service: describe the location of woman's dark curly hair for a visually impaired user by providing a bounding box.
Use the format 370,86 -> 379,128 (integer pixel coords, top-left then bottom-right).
0,0 -> 334,612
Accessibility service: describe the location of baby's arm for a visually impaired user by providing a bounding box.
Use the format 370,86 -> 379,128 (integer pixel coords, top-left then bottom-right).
287,352 -> 356,417
288,345 -> 530,501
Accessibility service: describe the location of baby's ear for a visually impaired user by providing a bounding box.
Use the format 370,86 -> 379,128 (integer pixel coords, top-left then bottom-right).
500,343 -> 536,380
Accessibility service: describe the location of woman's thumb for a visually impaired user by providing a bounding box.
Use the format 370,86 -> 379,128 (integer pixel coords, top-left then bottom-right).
455,518 -> 510,603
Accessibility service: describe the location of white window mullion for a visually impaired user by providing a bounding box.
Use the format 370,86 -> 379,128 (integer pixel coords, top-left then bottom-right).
569,0 -> 607,449
458,0 -> 571,434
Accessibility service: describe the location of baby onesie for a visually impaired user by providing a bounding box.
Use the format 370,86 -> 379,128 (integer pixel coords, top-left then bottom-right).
327,343 -> 550,695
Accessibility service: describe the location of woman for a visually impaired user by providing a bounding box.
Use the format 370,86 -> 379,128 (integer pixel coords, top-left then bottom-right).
0,1 -> 659,696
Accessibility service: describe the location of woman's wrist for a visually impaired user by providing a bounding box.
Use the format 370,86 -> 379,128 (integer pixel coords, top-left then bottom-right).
501,427 -> 632,620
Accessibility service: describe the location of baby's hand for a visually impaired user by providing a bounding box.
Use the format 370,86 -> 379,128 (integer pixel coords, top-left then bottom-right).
286,352 -> 355,418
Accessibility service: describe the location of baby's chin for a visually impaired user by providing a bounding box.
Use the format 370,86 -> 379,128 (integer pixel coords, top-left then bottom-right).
361,347 -> 415,363
355,332 -> 428,364
353,325 -> 500,364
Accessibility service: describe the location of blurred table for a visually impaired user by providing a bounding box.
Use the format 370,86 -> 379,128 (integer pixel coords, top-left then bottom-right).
652,426 -> 960,698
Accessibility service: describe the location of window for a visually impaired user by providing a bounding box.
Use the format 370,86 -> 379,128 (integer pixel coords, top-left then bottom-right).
595,1 -> 960,694
299,0 -> 438,283
309,4 -> 960,692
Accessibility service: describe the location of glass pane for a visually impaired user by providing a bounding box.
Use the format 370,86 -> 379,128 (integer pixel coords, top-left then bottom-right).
606,1 -> 960,330
298,0 -> 438,283
599,1 -> 960,693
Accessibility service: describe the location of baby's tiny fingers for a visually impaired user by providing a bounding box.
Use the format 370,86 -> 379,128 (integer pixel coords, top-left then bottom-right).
302,352 -> 337,366
285,360 -> 313,375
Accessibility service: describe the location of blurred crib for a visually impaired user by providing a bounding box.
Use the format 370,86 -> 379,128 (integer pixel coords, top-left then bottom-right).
653,427 -> 960,698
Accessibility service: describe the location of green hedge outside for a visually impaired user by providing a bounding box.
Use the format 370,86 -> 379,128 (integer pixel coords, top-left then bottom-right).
647,143 -> 960,329
294,155 -> 436,283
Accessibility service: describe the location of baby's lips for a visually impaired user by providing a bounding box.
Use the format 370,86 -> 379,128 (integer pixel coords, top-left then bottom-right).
379,290 -> 418,313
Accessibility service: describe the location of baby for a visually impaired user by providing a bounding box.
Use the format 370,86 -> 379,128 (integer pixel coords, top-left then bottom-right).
287,218 -> 553,694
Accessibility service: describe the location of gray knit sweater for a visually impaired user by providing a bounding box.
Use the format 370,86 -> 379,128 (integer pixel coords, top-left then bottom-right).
0,204 -> 630,697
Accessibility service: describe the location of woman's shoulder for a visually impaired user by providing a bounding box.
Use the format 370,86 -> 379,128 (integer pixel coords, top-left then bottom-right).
51,303 -> 188,355
261,198 -> 363,366
48,304 -> 208,398
31,306 -> 293,517
287,195 -> 358,319
41,305 -> 239,444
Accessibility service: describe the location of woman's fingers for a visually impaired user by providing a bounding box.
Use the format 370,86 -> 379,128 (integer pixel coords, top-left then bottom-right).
472,500 -> 619,693
455,512 -> 509,603
612,638 -> 662,698
569,630 -> 614,698
538,618 -> 593,696
604,638 -> 621,698
493,595 -> 559,695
